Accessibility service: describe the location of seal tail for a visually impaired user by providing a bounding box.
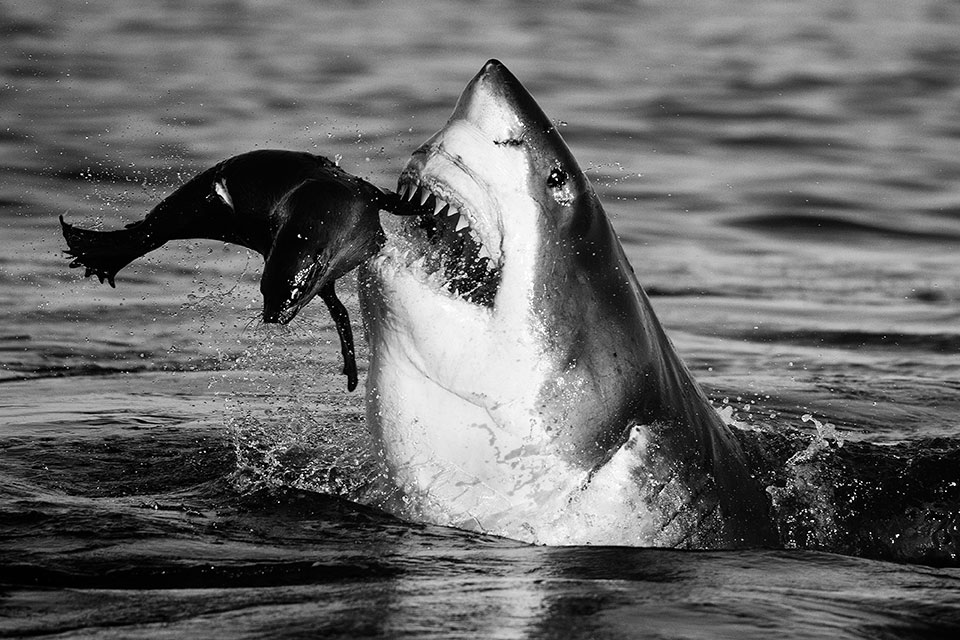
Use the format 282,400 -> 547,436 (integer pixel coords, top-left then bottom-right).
60,215 -> 163,288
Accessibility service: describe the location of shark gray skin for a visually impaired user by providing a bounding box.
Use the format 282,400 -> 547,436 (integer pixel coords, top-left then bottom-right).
360,60 -> 777,547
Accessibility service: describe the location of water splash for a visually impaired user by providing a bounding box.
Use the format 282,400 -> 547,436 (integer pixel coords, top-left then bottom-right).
787,414 -> 845,465
765,413 -> 847,551
220,324 -> 396,508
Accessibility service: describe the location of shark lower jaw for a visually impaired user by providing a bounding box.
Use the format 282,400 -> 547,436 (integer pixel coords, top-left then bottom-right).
380,171 -> 504,308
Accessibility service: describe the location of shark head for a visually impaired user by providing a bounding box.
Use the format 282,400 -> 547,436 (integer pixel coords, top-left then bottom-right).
393,59 -> 612,307
387,59 -> 600,307
360,60 -> 773,546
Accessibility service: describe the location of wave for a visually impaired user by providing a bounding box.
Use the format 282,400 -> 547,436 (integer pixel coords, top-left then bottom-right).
733,327 -> 960,354
749,430 -> 960,567
726,212 -> 960,242
2,558 -> 399,590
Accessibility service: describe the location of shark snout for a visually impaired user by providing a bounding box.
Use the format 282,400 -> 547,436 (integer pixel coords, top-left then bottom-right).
449,59 -> 554,142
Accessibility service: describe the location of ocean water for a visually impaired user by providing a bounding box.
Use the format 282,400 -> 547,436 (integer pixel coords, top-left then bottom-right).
2,0 -> 960,637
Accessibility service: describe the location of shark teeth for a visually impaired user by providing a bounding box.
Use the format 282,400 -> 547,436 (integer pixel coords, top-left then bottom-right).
395,179 -> 481,239
394,178 -> 502,306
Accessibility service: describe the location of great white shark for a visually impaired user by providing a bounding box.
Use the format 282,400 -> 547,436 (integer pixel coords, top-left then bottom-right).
360,60 -> 776,548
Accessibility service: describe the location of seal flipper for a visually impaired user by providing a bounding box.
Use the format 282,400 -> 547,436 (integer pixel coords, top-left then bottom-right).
60,214 -> 165,287
319,282 -> 358,392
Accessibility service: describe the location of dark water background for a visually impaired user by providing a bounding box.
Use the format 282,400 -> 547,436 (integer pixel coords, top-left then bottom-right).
2,0 -> 959,637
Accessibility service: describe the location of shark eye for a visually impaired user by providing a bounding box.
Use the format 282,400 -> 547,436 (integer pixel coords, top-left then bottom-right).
547,167 -> 568,189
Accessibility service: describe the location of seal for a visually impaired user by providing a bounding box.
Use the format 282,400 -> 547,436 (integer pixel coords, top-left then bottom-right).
360,60 -> 777,546
61,150 -> 388,390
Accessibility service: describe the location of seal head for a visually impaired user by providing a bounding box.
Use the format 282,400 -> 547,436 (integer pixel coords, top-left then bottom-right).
260,176 -> 385,324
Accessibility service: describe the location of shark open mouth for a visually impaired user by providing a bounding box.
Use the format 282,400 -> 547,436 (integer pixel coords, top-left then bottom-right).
389,176 -> 502,307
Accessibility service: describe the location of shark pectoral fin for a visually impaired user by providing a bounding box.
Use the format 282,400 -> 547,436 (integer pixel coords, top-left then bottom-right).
319,281 -> 358,392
